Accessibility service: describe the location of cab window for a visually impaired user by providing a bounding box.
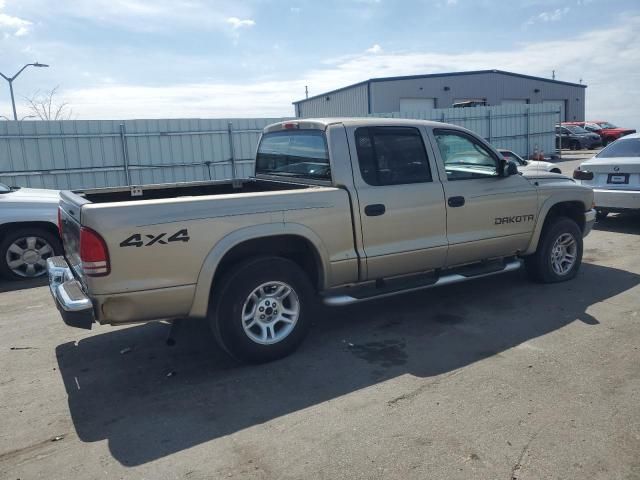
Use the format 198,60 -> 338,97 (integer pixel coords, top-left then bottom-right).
434,130 -> 499,180
355,127 -> 432,186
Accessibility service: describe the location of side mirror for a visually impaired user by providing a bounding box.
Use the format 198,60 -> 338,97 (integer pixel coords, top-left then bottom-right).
502,160 -> 519,177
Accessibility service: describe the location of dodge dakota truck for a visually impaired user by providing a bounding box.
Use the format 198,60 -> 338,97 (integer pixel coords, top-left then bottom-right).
47,118 -> 596,363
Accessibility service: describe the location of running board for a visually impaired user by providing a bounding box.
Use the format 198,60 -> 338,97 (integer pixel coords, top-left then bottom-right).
322,259 -> 522,307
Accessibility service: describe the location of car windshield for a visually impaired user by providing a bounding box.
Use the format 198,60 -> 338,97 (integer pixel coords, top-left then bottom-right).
565,125 -> 588,134
256,130 -> 330,180
598,122 -> 618,129
596,138 -> 640,158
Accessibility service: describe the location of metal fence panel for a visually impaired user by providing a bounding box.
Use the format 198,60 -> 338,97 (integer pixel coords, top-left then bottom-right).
0,105 -> 557,190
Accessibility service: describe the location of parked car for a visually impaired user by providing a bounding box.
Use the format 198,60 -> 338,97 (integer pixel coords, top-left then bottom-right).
573,132 -> 640,220
48,118 -> 595,363
0,182 -> 61,280
564,121 -> 636,146
497,149 -> 562,174
556,125 -> 602,150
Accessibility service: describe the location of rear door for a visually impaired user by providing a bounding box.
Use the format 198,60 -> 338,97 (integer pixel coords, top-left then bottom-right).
429,128 -> 538,267
346,125 -> 447,280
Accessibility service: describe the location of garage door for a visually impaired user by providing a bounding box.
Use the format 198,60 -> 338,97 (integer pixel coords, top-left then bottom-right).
400,98 -> 435,113
501,99 -> 528,105
542,100 -> 566,122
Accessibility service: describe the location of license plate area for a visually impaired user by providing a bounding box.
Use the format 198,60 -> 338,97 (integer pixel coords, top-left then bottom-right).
607,173 -> 629,184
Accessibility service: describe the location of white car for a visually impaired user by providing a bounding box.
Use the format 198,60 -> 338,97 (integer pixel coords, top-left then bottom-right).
0,182 -> 61,280
498,149 -> 562,174
573,133 -> 640,220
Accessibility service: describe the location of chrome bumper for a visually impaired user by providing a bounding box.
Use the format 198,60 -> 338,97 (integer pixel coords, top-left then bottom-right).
47,256 -> 94,329
584,209 -> 596,237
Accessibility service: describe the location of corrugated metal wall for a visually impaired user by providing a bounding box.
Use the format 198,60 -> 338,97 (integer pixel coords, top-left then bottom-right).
296,83 -> 369,118
372,103 -> 558,158
0,105 -> 557,191
0,117 -> 289,190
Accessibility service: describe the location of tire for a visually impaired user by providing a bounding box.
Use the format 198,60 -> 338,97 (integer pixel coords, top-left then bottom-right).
0,227 -> 62,280
550,168 -> 562,174
210,256 -> 315,363
524,217 -> 583,283
595,209 -> 609,221
570,140 -> 580,151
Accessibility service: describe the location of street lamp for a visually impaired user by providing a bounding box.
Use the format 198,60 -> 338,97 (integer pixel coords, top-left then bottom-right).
0,62 -> 49,121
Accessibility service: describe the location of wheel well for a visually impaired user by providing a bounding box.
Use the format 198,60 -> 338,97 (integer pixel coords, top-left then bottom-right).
0,221 -> 59,242
212,235 -> 323,293
544,201 -> 585,232
551,168 -> 561,174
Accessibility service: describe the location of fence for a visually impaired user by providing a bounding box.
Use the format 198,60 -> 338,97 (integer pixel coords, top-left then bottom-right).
0,117 -> 288,190
0,104 -> 559,190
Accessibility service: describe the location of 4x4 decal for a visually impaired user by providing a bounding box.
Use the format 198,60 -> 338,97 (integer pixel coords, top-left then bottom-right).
120,229 -> 190,248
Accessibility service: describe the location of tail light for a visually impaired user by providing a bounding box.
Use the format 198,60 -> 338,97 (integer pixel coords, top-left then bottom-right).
80,227 -> 110,276
57,207 -> 63,237
573,169 -> 594,180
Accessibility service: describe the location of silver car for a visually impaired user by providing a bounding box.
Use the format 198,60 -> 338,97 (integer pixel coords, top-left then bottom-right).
0,182 -> 61,280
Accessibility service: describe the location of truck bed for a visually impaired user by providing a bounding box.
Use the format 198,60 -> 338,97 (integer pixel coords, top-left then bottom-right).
76,178 -> 311,204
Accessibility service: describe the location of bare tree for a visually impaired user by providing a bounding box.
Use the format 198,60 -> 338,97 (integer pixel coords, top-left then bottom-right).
24,86 -> 73,120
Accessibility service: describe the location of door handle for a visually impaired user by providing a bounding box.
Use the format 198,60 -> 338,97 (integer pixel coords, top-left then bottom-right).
364,204 -> 386,216
448,196 -> 465,207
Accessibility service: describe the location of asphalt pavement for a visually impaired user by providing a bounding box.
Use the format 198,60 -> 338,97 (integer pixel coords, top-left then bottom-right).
1,199 -> 639,480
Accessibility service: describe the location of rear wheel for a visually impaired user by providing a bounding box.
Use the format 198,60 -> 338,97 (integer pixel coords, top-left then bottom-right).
524,217 -> 583,283
570,140 -> 580,151
0,227 -> 61,280
210,256 -> 315,363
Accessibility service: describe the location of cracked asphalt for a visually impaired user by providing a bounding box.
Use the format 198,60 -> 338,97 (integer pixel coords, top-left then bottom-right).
1,204 -> 639,479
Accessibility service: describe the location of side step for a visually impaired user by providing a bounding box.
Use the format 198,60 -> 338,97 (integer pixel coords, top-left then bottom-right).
322,258 -> 521,307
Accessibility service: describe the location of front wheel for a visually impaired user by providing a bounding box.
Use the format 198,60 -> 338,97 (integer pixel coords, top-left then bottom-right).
210,256 -> 315,363
524,217 -> 583,283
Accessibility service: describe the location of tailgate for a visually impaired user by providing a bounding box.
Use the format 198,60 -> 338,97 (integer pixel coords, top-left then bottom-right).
59,190 -> 90,285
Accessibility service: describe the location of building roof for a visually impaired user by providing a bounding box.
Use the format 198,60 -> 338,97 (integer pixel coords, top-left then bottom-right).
292,69 -> 587,105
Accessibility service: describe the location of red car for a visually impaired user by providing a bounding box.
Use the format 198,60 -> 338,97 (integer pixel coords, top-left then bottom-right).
563,121 -> 636,146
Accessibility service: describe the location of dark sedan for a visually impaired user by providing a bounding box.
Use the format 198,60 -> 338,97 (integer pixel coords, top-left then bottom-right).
556,125 -> 602,150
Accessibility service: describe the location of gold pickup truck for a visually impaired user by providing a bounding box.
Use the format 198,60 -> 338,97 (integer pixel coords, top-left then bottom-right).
48,118 -> 596,363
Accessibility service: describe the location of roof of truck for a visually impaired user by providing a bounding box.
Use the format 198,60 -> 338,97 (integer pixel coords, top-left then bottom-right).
263,117 -> 459,132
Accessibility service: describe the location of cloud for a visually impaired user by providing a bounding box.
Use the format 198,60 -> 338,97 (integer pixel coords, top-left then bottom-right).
366,44 -> 382,54
446,0 -> 458,5
526,7 -> 570,25
0,12 -> 33,36
1,14 -> 636,130
226,17 -> 255,29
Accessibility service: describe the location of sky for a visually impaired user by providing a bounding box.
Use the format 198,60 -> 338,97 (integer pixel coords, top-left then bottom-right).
0,0 -> 639,128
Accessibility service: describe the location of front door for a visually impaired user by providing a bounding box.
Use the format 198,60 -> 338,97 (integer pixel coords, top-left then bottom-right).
347,125 -> 448,280
430,128 -> 538,267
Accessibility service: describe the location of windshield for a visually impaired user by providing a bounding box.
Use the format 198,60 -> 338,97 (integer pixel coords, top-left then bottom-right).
596,138 -> 640,158
565,125 -> 589,134
597,122 -> 618,129
256,130 -> 330,180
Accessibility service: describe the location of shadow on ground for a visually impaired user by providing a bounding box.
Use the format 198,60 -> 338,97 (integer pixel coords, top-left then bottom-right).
594,212 -> 640,235
0,277 -> 47,293
55,262 -> 639,466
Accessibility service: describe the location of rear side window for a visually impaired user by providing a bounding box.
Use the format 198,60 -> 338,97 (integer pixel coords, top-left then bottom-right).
355,127 -> 432,186
256,130 -> 330,180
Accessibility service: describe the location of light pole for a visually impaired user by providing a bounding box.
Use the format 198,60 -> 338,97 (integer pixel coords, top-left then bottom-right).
0,62 -> 49,120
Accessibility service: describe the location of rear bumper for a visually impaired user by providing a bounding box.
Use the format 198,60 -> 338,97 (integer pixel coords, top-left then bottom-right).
47,256 -> 94,330
584,209 -> 596,237
593,189 -> 640,211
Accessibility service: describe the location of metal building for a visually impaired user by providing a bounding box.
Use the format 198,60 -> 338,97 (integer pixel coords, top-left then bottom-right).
293,69 -> 586,122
